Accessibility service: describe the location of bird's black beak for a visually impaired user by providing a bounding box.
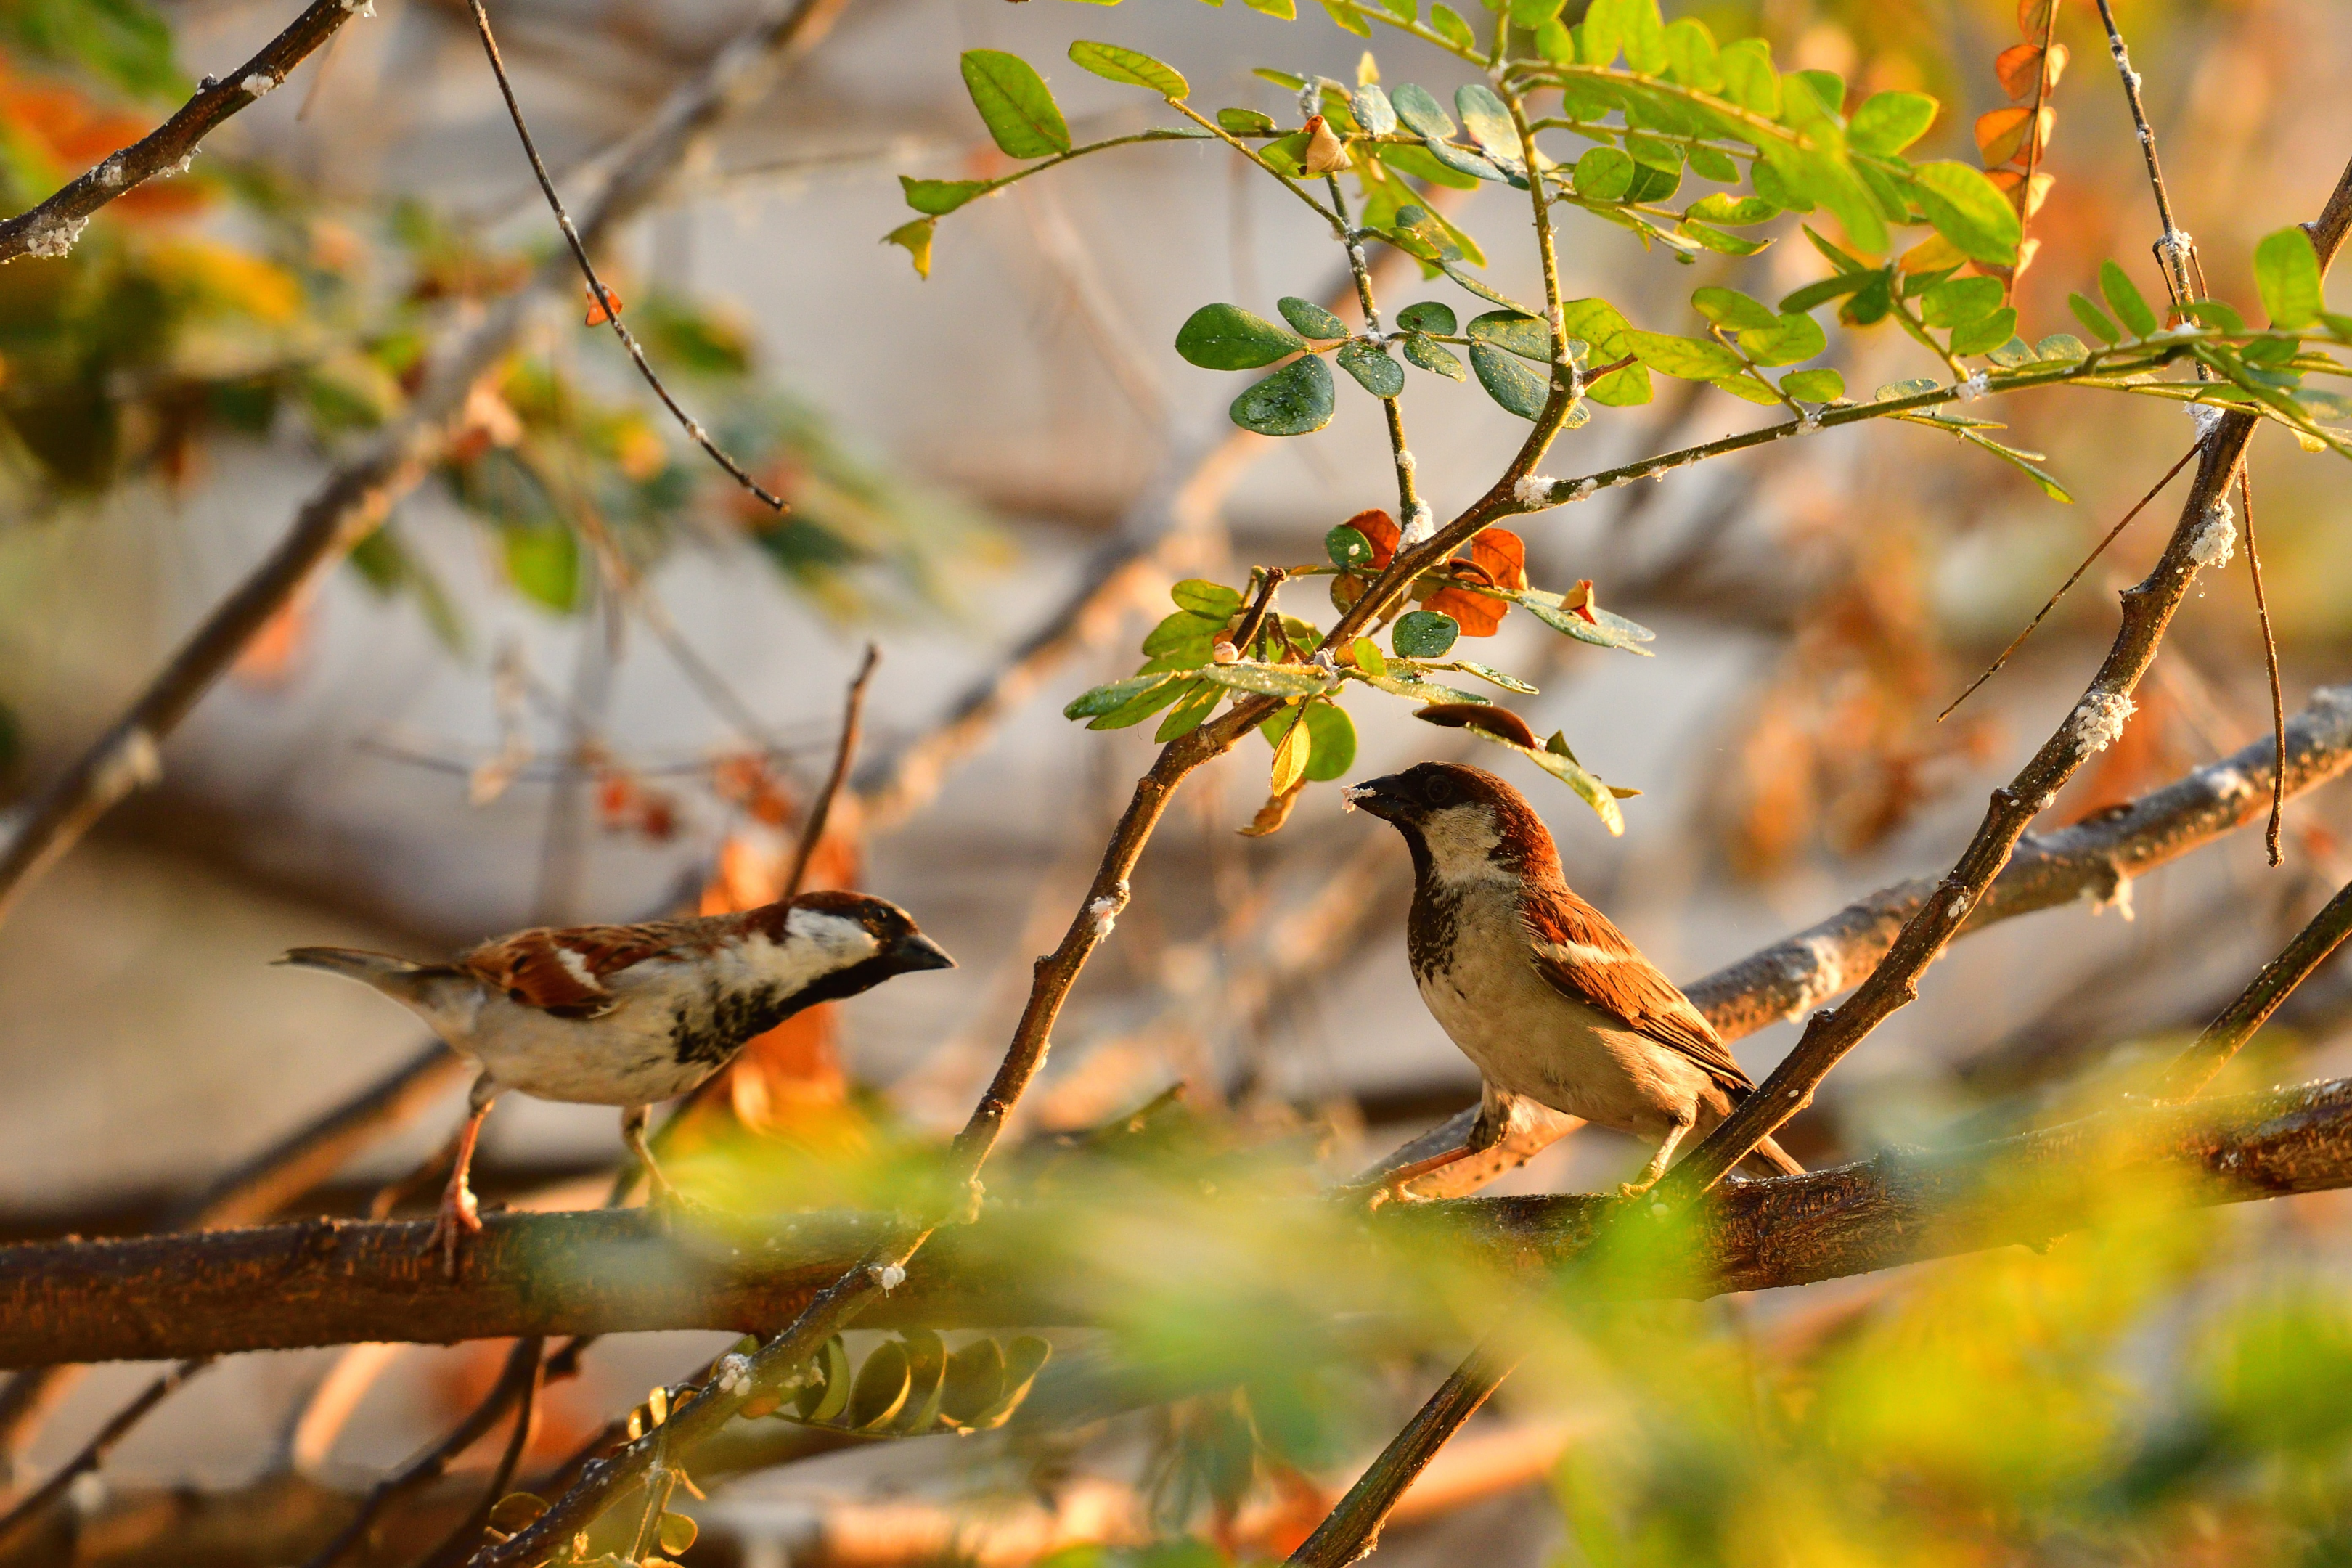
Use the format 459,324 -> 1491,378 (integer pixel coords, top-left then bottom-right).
1343,774 -> 1410,822
889,931 -> 957,972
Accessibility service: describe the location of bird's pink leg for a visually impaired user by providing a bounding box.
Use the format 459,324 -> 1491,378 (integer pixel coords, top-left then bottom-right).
423,1076 -> 497,1275
1360,1143 -> 1475,1209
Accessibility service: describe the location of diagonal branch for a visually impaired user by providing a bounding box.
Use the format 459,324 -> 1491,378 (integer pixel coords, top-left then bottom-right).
0,0 -> 362,264
2160,875 -> 2352,1101
0,0 -> 856,933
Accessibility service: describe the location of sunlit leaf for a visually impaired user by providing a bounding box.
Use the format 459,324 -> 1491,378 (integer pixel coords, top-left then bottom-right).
1177,303 -> 1308,369
959,49 -> 1071,159
2100,259 -> 2159,337
1337,339 -> 1406,397
1910,161 -> 2021,266
1848,90 -> 1937,155
1230,354 -> 1336,435
1067,39 -> 1188,97
1393,609 -> 1459,657
2255,225 -> 2325,329
1469,341 -> 1551,418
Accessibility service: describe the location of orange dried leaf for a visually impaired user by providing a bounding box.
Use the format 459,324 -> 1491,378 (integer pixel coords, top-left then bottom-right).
584,284 -> 624,325
1415,703 -> 1539,748
1424,585 -> 1508,636
2016,0 -> 2059,37
1238,780 -> 1307,837
1974,105 -> 2053,168
1345,508 -> 1400,568
1470,528 -> 1529,591
1985,168 -> 2057,219
1995,40 -> 2068,99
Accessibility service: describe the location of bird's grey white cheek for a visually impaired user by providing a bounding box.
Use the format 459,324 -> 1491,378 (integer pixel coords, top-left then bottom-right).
1418,805 -> 1506,876
783,909 -> 881,968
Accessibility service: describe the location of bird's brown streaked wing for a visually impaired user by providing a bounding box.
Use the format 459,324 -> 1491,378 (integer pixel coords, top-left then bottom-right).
459,918 -> 703,1018
1521,893 -> 1756,1095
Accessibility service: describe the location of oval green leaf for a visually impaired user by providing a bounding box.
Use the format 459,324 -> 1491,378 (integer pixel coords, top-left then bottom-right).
959,50 -> 1071,160
1466,309 -> 1551,360
1389,82 -> 1455,139
1229,354 -> 1335,435
1396,301 -> 1457,334
1909,161 -> 2021,267
1176,303 -> 1307,369
1469,341 -> 1550,419
1278,296 -> 1349,339
1302,701 -> 1358,781
1393,609 -> 1460,658
2255,225 -> 2324,329
1337,339 -> 1405,398
1623,329 -> 1744,380
1847,89 -> 1936,155
1067,39 -> 1188,98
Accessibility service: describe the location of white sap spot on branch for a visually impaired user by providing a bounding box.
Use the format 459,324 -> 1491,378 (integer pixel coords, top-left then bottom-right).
714,1355 -> 751,1394
1088,897 -> 1119,938
1569,478 -> 1596,499
1395,449 -> 1416,473
24,215 -> 89,258
2189,495 -> 2237,570
2091,872 -> 2136,921
1797,411 -> 1822,433
2187,401 -> 2225,441
1512,474 -> 1556,507
2069,689 -> 2136,754
97,160 -> 123,188
1955,370 -> 1989,402
242,73 -> 276,97
871,1264 -> 906,1292
1400,501 -> 1436,544
2204,765 -> 2254,804
94,726 -> 161,801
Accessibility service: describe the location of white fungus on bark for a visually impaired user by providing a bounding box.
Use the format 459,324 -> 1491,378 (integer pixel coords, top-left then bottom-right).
2069,690 -> 2136,754
24,215 -> 89,258
1512,474 -> 1557,507
1955,370 -> 1990,403
242,73 -> 276,97
872,1264 -> 906,1292
1400,500 -> 1436,544
1087,897 -> 1118,938
2189,495 -> 2237,570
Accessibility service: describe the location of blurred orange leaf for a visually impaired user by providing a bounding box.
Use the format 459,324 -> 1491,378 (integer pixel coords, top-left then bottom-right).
1995,41 -> 2069,99
1975,105 -> 2053,168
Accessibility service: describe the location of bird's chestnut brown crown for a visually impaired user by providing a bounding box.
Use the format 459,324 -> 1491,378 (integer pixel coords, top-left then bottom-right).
1346,761 -> 1563,881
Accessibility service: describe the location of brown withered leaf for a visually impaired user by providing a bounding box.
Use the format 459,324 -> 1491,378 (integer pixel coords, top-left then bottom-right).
1347,507 -> 1401,568
1974,105 -> 2052,168
1471,528 -> 1529,591
1424,585 -> 1508,635
1238,779 -> 1307,837
1415,703 -> 1538,748
1994,41 -> 2068,99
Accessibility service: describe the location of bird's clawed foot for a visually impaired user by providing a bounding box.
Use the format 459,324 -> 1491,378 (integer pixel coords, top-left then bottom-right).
421,1176 -> 482,1277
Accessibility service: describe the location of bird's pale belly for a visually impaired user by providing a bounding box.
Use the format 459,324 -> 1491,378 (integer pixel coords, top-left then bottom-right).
1414,942 -> 1715,1141
456,992 -> 728,1106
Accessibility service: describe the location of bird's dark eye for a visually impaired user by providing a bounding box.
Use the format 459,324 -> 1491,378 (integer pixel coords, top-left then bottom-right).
1422,774 -> 1454,807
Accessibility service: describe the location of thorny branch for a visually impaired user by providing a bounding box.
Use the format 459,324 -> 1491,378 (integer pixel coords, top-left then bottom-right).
0,0 -> 362,264
0,0 -> 855,932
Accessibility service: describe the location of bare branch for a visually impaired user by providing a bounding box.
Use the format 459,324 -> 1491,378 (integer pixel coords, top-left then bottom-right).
2161,876 -> 2352,1101
0,0 -> 361,264
0,1358 -> 208,1553
783,645 -> 878,900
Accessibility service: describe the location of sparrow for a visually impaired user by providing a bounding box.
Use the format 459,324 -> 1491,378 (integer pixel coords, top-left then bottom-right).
280,889 -> 954,1265
1345,762 -> 1801,1193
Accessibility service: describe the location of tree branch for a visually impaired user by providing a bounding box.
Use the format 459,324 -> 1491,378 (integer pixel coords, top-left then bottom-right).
0,0 -> 362,264
0,0 -> 856,931
2160,875 -> 2352,1100
15,1078 -> 2352,1364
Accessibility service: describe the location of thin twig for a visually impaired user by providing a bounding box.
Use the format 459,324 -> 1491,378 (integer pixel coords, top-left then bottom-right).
1287,1339 -> 1518,1567
464,0 -> 785,510
413,1342 -> 545,1568
1938,441 -> 2200,720
0,1357 -> 210,1551
783,645 -> 879,900
2160,877 -> 2352,1101
300,1337 -> 544,1568
2092,0 -> 2189,257
2238,467 -> 2287,865
0,0 -> 362,263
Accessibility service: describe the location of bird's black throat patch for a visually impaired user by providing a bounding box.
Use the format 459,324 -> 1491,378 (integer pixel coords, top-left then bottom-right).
666,952 -> 938,1067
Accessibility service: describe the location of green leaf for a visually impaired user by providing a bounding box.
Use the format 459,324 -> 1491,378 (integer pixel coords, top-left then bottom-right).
1217,106 -> 1278,134
1382,83 -> 1448,139
1469,342 -> 1551,418
1393,610 -> 1460,658
1779,272 -> 1872,314
1351,638 -> 1387,677
1781,367 -> 1845,402
1678,220 -> 1771,256
1423,137 -> 1508,182
1302,701 -> 1358,780
1327,525 -> 1376,569
1429,4 -> 1477,52
2255,225 -> 2326,329
883,218 -> 934,279
1064,671 -> 1182,720
959,50 -> 1071,158
1948,306 -> 2019,358
1716,37 -> 1779,116
1177,303 -> 1308,369
1558,298 -> 1651,404
1920,274 -> 2006,328
1443,660 -> 1540,694
1396,301 -> 1457,334
1402,335 -> 1466,379
1352,83 -> 1398,136
1909,161 -> 2020,266
1735,311 -> 1826,366
1173,579 -> 1244,617
1201,661 -> 1338,697
1529,732 -> 1627,833
1508,0 -> 1564,30
1572,145 -> 1635,201
1252,67 -> 1308,89
1662,16 -> 1721,90
1230,355 -> 1336,435
1517,594 -> 1656,653
505,523 -> 582,613
1087,674 -> 1193,730
1624,329 -> 1744,380
1847,90 -> 1935,155
1454,83 -> 1519,157
1067,39 -> 1188,97
1957,429 -> 2071,502
1243,0 -> 1297,16
1278,297 -> 1349,339
898,176 -> 992,216
1686,194 -> 1779,226
1156,682 -> 1221,740
1141,609 -> 1218,657
1466,310 -> 1551,360
2035,332 -> 2089,363
2099,259 -> 2159,337
1337,339 -> 1405,397
1691,287 -> 1777,330
1712,369 -> 1783,404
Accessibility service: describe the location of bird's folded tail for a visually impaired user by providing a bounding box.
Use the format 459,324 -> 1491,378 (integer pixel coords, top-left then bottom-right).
277,947 -> 465,1006
1739,1135 -> 1805,1179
